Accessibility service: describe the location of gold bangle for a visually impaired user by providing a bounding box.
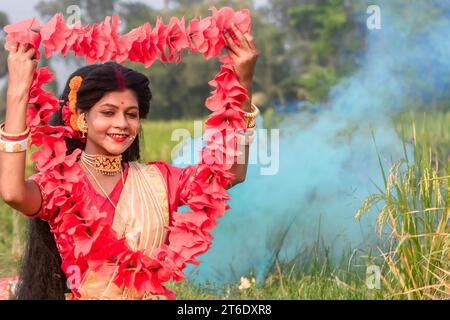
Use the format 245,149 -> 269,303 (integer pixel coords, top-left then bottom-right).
0,122 -> 30,138
245,117 -> 256,129
243,103 -> 260,118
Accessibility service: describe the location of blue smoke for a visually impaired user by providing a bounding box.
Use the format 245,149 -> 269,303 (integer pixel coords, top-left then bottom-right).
173,0 -> 450,286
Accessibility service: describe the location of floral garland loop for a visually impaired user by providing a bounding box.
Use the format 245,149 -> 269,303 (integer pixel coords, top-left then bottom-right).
4,7 -> 251,299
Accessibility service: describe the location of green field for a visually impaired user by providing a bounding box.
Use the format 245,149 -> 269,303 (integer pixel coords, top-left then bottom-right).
0,110 -> 448,299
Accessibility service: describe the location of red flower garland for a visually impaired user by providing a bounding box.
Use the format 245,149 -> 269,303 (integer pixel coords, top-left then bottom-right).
4,6 -> 251,299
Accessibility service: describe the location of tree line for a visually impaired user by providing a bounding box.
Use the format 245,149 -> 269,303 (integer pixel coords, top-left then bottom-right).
0,0 -> 365,120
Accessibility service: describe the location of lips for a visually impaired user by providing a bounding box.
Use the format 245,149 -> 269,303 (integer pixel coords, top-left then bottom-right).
107,133 -> 129,143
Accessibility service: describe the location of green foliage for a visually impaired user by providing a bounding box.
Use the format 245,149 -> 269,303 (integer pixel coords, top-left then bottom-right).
0,10 -> 9,78
262,107 -> 284,129
286,0 -> 363,102
296,64 -> 337,102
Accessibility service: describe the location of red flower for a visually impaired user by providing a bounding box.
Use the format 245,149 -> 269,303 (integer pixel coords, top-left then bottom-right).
61,21 -> 83,56
211,6 -> 251,34
30,125 -> 73,149
114,252 -> 164,294
127,23 -> 159,67
152,17 -> 169,62
40,14 -> 74,58
153,250 -> 185,281
71,217 -> 110,259
187,16 -> 224,58
26,67 -> 62,126
169,212 -> 212,258
87,239 -> 128,272
4,17 -> 42,56
206,107 -> 246,131
31,138 -> 67,172
166,17 -> 190,64
82,22 -> 111,64
70,24 -> 92,58
114,17 -> 139,64
187,18 -> 211,54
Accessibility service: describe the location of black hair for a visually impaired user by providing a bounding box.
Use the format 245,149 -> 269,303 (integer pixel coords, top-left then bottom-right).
15,62 -> 152,299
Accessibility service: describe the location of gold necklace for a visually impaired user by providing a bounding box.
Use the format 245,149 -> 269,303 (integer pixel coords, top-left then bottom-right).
80,158 -> 125,210
81,151 -> 122,176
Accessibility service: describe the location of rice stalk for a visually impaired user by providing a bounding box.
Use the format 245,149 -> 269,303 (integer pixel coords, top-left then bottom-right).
356,120 -> 449,300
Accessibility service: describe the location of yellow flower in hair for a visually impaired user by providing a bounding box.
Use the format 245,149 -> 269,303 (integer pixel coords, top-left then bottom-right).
69,76 -> 83,91
68,76 -> 83,130
70,114 -> 79,131
68,76 -> 82,113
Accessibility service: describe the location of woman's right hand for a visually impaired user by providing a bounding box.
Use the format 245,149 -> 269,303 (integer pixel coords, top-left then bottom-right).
5,41 -> 38,102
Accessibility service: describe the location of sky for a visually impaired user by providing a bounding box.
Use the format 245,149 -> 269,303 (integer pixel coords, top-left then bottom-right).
0,0 -> 267,23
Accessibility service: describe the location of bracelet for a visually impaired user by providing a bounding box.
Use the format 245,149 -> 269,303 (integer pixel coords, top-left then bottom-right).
0,122 -> 30,139
1,134 -> 29,142
245,117 -> 256,129
0,136 -> 29,153
243,103 -> 260,118
242,103 -> 259,130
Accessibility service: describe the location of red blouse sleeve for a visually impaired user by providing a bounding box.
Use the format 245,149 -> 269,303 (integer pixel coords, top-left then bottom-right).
22,172 -> 50,220
149,161 -> 199,213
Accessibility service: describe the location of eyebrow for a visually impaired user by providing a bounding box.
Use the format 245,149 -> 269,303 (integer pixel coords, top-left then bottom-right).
100,103 -> 139,111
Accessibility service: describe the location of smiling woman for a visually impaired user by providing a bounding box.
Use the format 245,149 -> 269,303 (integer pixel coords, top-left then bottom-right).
1,60 -> 236,300
0,7 -> 259,300
0,8 -> 259,299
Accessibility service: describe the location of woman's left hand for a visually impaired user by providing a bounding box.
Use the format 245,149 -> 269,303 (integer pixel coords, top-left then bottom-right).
223,24 -> 260,90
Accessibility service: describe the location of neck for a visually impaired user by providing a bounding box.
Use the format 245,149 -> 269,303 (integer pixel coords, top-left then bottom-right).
80,150 -> 123,176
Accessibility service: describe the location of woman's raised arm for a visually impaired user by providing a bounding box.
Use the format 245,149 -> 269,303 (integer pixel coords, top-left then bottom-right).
0,42 -> 42,216
222,24 -> 260,189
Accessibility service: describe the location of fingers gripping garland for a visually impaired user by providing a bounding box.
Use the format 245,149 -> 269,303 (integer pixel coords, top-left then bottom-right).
4,7 -> 251,299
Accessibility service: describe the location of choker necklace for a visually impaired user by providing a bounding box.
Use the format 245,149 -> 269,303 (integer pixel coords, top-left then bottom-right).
81,151 -> 123,176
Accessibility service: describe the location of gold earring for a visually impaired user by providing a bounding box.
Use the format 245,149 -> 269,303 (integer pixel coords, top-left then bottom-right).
77,113 -> 88,138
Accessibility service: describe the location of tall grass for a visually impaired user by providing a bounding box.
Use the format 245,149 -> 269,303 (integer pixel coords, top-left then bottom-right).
356,121 -> 449,300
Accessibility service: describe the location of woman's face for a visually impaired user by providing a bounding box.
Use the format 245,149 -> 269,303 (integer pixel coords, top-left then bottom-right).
80,89 -> 140,156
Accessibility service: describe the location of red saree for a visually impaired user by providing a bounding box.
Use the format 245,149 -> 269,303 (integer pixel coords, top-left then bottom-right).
20,160 -> 199,300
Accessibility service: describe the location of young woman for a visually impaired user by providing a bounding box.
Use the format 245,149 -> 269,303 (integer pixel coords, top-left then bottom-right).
0,24 -> 259,299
